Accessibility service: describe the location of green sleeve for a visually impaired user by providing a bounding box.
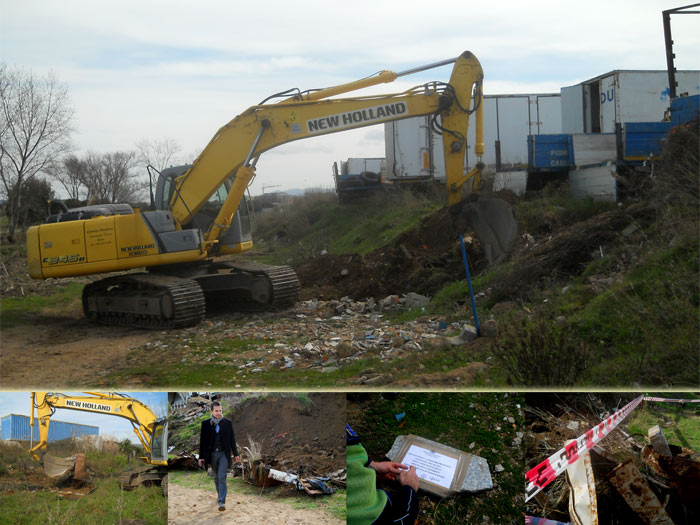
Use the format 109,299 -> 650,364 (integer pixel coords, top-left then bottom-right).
347,443 -> 387,525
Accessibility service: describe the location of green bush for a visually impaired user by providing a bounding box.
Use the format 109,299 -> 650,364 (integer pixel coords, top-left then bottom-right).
491,317 -> 593,386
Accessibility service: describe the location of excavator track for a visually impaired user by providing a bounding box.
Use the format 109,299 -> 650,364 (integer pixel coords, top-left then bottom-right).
82,273 -> 205,329
229,261 -> 300,310
199,261 -> 300,311
118,466 -> 167,493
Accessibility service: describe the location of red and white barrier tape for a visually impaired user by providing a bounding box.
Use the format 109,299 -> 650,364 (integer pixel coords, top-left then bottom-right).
643,396 -> 700,403
525,395 -> 644,502
525,394 -> 700,503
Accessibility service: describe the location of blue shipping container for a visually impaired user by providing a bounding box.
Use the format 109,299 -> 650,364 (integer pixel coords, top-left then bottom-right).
527,134 -> 573,171
669,94 -> 699,126
1,414 -> 99,442
623,122 -> 673,161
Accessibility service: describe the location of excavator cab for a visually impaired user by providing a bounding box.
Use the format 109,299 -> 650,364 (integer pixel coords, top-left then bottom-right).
155,165 -> 253,254
149,418 -> 168,465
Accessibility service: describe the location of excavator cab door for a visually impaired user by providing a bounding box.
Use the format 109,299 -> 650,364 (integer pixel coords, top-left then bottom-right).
149,419 -> 168,464
155,165 -> 252,251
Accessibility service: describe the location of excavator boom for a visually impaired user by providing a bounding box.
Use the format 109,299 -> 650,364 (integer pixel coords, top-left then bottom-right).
171,51 -> 484,230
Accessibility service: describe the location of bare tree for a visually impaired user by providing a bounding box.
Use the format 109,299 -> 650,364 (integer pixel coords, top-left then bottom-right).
46,154 -> 87,201
0,64 -> 74,239
79,151 -> 145,204
135,137 -> 181,172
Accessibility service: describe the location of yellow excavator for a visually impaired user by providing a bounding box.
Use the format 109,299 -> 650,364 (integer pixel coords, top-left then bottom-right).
26,51 -> 516,328
30,392 -> 168,494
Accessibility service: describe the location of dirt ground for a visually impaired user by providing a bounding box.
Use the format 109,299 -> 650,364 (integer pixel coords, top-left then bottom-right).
0,312 -> 152,388
168,481 -> 343,525
295,203 -> 488,301
228,393 -> 345,474
0,200 -> 496,388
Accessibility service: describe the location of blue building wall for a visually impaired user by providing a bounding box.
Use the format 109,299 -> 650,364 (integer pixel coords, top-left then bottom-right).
1,414 -> 99,441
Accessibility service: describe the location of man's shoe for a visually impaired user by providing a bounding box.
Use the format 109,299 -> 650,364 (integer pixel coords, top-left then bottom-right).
218,503 -> 225,511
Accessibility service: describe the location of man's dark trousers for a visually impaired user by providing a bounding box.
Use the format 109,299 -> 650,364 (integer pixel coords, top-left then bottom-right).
211,450 -> 228,505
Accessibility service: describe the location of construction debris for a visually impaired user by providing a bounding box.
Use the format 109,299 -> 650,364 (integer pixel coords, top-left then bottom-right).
526,394 -> 700,524
608,460 -> 675,525
565,442 -> 598,525
647,425 -> 672,457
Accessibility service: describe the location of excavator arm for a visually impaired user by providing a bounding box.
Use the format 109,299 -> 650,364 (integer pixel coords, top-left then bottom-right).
29,392 -> 167,466
171,51 -> 485,246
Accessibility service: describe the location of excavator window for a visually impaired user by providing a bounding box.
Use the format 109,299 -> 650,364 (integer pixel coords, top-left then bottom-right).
160,177 -> 172,210
150,421 -> 167,463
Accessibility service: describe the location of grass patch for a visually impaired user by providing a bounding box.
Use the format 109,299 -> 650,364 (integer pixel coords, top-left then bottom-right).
573,239 -> 699,386
0,477 -> 165,525
253,189 -> 441,265
625,395 -> 700,450
516,194 -> 616,235
0,282 -> 83,329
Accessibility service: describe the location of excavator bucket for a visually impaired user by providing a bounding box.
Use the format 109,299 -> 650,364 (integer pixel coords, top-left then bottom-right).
42,454 -> 78,482
460,196 -> 518,265
42,453 -> 89,486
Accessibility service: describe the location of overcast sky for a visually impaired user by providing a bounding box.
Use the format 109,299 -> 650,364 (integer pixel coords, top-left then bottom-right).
0,392 -> 168,444
2,0 -> 699,195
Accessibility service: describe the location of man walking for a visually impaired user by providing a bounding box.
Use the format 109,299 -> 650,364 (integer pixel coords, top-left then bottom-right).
199,400 -> 240,511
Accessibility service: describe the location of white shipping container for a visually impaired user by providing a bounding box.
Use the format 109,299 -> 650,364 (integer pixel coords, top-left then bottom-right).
561,70 -> 700,134
343,158 -> 384,175
384,94 -> 561,182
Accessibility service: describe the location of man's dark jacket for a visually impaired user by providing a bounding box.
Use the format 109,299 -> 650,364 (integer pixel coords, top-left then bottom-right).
199,418 -> 238,467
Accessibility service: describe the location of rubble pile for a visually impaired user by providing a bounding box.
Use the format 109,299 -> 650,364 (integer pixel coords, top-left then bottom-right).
151,297 -> 487,385
525,395 -> 700,524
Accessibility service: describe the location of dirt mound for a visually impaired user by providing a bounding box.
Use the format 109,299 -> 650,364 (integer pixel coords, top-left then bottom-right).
490,204 -> 656,302
295,206 -> 488,300
228,393 -> 345,476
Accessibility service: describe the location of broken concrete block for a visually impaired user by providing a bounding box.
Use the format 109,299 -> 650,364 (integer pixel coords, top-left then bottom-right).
404,292 -> 430,308
567,421 -> 580,433
380,295 -> 399,308
648,425 -> 672,457
447,325 -> 478,345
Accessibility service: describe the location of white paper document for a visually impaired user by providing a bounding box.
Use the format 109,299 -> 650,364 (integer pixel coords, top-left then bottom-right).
402,444 -> 458,489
